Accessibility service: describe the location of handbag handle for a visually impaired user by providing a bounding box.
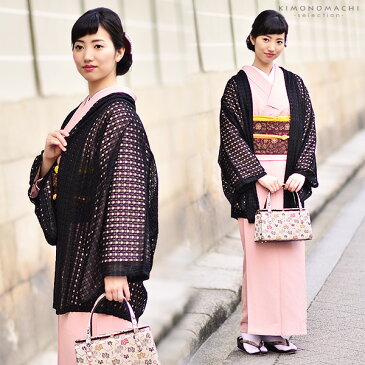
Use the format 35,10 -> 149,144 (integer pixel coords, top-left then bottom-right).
82,293 -> 143,359
87,293 -> 139,339
265,189 -> 303,212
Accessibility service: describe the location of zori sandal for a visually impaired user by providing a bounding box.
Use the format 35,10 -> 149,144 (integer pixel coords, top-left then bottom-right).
237,336 -> 267,355
264,338 -> 297,354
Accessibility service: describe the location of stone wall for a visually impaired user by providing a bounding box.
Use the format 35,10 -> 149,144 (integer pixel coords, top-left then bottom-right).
0,0 -> 364,363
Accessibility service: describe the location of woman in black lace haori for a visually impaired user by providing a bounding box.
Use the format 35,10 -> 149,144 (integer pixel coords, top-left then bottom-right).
28,8 -> 158,364
219,10 -> 317,355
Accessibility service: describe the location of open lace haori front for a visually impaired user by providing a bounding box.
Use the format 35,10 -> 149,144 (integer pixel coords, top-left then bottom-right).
218,67 -> 318,222
28,93 -> 158,320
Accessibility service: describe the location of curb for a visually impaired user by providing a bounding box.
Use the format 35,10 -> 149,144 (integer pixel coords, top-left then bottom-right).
156,235 -> 243,365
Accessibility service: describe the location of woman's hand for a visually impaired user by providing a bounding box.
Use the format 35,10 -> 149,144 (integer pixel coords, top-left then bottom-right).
258,174 -> 281,193
39,129 -> 69,177
284,173 -> 305,192
43,129 -> 69,161
104,276 -> 130,302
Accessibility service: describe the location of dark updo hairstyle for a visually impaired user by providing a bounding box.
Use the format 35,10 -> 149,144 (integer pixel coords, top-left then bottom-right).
71,7 -> 132,76
246,10 -> 288,52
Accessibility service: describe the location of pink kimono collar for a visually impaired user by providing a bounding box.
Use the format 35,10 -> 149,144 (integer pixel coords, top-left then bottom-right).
242,64 -> 288,111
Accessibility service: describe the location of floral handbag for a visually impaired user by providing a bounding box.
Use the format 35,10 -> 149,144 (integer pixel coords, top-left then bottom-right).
254,190 -> 312,242
74,294 -> 160,364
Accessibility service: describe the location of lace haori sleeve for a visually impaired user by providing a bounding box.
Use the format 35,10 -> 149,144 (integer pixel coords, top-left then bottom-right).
28,153 -> 43,203
219,78 -> 266,206
293,76 -> 318,188
101,116 -> 158,282
28,152 -> 57,245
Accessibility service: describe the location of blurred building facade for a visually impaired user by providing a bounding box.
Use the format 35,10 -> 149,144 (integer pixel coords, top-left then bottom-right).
0,0 -> 364,363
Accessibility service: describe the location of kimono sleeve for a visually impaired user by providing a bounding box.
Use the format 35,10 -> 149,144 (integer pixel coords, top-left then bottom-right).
28,153 -> 43,202
28,152 -> 57,245
101,118 -> 152,282
218,78 -> 266,206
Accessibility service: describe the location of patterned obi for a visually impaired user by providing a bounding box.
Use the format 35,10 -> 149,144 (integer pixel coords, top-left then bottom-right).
253,115 -> 291,155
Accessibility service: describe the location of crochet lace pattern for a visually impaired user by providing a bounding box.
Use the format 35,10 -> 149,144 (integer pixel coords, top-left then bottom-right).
29,93 -> 158,320
219,68 -> 318,222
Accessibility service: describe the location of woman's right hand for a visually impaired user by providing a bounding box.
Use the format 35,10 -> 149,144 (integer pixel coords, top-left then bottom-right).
39,129 -> 69,178
258,174 -> 281,193
43,129 -> 69,161
104,276 -> 130,302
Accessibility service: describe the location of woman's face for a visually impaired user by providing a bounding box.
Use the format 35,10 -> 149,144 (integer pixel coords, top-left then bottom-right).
72,26 -> 124,85
250,33 -> 285,65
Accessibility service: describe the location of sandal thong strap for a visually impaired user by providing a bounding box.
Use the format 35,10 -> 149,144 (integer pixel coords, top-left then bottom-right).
238,337 -> 264,349
265,338 -> 290,346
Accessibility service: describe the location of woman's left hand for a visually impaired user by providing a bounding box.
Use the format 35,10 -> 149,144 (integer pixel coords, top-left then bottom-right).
284,173 -> 305,192
104,276 -> 130,302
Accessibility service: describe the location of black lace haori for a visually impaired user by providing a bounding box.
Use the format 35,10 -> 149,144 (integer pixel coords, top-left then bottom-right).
218,68 -> 318,222
28,93 -> 158,320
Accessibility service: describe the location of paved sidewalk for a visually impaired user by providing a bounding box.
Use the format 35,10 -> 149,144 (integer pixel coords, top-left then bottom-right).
288,219 -> 365,364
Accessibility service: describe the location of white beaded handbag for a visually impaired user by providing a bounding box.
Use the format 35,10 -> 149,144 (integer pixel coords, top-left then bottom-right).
74,293 -> 160,364
254,190 -> 312,242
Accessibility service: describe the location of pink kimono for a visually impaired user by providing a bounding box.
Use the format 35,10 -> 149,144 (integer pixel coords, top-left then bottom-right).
239,64 -> 307,336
